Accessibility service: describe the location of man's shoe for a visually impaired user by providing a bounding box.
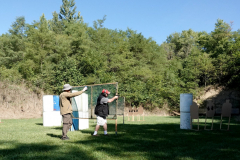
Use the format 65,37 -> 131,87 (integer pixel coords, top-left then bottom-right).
61,136 -> 70,140
92,134 -> 99,136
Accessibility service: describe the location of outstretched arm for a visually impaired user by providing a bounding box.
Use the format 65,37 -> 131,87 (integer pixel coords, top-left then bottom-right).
64,86 -> 87,98
108,96 -> 118,103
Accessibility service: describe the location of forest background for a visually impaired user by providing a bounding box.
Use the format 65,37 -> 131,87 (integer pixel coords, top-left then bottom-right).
1,0 -> 240,112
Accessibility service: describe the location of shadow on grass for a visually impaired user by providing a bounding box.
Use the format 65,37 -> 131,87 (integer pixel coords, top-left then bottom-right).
1,116 -> 240,160
46,133 -> 62,139
78,117 -> 240,160
35,123 -> 43,126
35,123 -> 62,130
51,126 -> 62,130
0,141 -> 97,160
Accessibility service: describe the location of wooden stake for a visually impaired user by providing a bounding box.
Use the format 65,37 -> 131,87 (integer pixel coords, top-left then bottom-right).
116,82 -> 118,120
91,86 -> 93,119
115,119 -> 117,135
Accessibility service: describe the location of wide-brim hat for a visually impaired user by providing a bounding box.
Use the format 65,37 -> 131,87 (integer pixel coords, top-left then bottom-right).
63,84 -> 72,91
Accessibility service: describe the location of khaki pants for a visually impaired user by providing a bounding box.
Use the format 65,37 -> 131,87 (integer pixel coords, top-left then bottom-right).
62,113 -> 72,138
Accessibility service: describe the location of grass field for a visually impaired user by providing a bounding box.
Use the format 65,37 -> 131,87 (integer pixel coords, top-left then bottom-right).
0,116 -> 240,160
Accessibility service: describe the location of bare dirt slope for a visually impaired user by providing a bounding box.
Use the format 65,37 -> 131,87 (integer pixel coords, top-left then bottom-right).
0,81 -> 43,119
1,82 -> 239,119
195,86 -> 240,109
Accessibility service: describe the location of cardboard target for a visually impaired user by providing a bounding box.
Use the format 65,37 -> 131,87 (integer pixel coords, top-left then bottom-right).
204,100 -> 215,130
221,100 -> 232,117
138,106 -> 144,115
220,100 -> 232,130
190,101 -> 199,130
206,100 -> 215,117
128,107 -> 133,116
190,102 -> 199,119
133,107 -> 139,116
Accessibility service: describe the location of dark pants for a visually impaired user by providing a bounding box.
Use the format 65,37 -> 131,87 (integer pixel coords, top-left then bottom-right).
62,113 -> 72,138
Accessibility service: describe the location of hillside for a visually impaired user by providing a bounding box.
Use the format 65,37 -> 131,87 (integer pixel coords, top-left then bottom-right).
1,81 -> 239,119
196,85 -> 240,112
0,81 -> 43,119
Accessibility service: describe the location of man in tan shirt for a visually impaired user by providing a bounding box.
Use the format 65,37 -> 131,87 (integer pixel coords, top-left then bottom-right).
60,84 -> 87,140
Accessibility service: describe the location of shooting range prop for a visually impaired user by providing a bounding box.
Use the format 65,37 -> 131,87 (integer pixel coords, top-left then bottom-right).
204,100 -> 215,130
220,100 -> 232,130
180,93 -> 192,129
43,95 -> 62,127
127,107 -> 133,121
137,106 -> 144,121
190,102 -> 199,130
43,111 -> 62,127
71,91 -> 89,130
71,82 -> 125,134
117,97 -> 125,124
69,124 -> 75,131
43,95 -> 54,112
127,107 -> 144,121
53,95 -> 60,111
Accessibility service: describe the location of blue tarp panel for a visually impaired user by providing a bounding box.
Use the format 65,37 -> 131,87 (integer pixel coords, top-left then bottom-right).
53,95 -> 60,111
72,111 -> 79,130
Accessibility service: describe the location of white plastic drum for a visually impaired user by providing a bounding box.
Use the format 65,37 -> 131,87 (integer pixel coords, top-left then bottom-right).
79,111 -> 89,130
43,95 -> 54,112
43,111 -> 62,127
81,93 -> 88,112
72,90 -> 82,111
180,93 -> 193,129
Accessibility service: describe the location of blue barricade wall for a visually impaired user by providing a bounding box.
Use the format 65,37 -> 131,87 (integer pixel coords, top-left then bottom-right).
53,95 -> 60,111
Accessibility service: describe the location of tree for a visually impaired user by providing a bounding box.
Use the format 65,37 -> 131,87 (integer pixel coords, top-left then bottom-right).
51,57 -> 85,93
49,11 -> 64,34
0,17 -> 27,68
59,0 -> 82,22
0,34 -> 25,68
199,19 -> 235,84
93,15 -> 107,29
166,29 -> 199,58
9,16 -> 26,38
24,14 -> 54,75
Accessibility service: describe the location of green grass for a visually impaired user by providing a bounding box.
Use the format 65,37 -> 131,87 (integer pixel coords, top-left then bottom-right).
0,116 -> 240,160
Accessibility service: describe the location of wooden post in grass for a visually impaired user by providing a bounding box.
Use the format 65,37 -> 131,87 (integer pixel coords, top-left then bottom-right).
115,119 -> 117,135
91,86 -> 93,119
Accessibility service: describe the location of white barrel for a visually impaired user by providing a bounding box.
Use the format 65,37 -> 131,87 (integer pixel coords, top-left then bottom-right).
82,93 -> 88,112
180,93 -> 192,129
81,95 -> 89,129
78,111 -> 89,130
43,95 -> 54,112
72,90 -> 82,111
43,111 -> 62,127
72,91 -> 88,112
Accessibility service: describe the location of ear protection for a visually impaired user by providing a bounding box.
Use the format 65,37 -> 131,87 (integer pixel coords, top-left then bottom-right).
102,89 -> 110,94
102,89 -> 106,93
